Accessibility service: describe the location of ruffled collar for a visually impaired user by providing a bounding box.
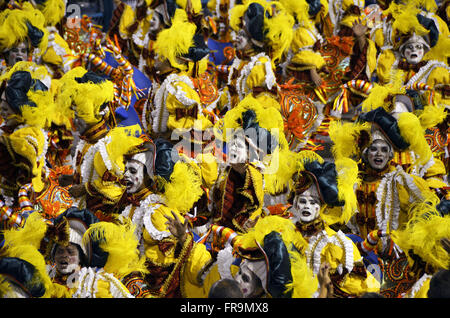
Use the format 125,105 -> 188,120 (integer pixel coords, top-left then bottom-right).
296,218 -> 325,237
125,187 -> 152,206
397,59 -> 427,73
360,162 -> 394,182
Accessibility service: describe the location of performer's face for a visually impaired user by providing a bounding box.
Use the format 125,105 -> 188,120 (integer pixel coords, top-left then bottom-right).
233,30 -> 250,51
403,42 -> 424,65
124,160 -> 146,194
235,263 -> 264,298
291,186 -> 321,224
54,243 -> 81,275
0,91 -> 15,120
228,133 -> 248,164
149,12 -> 161,33
7,41 -> 28,66
367,139 -> 392,171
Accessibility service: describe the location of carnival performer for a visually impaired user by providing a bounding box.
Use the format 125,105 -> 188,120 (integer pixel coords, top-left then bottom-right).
328,106 -> 439,297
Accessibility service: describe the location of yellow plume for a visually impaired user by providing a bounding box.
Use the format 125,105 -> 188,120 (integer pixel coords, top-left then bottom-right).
162,157 -> 204,214
397,112 -> 432,166
417,104 -> 448,129
35,0 -> 66,27
154,9 -> 196,71
328,120 -> 371,160
0,3 -> 49,54
264,1 -> 295,63
1,212 -> 48,251
83,218 -> 148,279
392,199 -> 450,270
334,157 -> 360,224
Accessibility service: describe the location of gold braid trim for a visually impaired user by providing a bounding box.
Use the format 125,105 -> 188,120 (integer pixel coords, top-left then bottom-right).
157,234 -> 194,298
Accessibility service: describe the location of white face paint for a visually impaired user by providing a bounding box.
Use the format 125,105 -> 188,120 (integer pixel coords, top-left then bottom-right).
228,133 -> 248,164
7,41 -> 28,66
234,263 -> 263,298
403,42 -> 425,65
54,243 -> 81,275
366,139 -> 392,171
233,29 -> 250,52
149,12 -> 161,33
124,160 -> 146,194
291,185 -> 322,224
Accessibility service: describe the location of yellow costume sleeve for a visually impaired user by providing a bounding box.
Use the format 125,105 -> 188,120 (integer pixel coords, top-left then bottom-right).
407,276 -> 431,298
51,283 -> 73,298
195,153 -> 219,189
95,277 -> 131,298
254,94 -> 281,111
245,55 -> 276,92
290,27 -> 326,70
165,80 -> 213,131
183,252 -> 240,298
426,67 -> 450,105
142,204 -> 185,266
181,241 -> 214,297
42,31 -> 77,72
423,158 -> 448,190
373,28 -> 385,49
322,228 -> 380,296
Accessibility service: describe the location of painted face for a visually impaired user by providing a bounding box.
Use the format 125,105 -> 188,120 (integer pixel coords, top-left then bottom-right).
0,91 -> 15,120
149,12 -> 161,33
403,42 -> 425,65
54,243 -> 81,275
7,41 -> 29,66
291,185 -> 322,224
124,160 -> 145,194
366,139 -> 392,171
228,133 -> 248,164
235,263 -> 263,298
233,29 -> 250,52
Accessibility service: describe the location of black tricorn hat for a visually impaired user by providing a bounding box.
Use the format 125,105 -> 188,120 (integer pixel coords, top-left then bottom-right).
5,70 -> 48,113
0,257 -> 46,298
243,2 -> 265,46
154,138 -> 180,181
358,106 -> 410,151
182,33 -> 210,62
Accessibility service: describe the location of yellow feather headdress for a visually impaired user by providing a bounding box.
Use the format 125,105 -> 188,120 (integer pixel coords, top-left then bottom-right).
263,1 -> 295,63
0,64 -> 54,130
0,3 -> 49,54
228,0 -> 294,62
0,244 -> 54,298
161,155 -> 204,214
154,9 -> 197,71
35,0 -> 66,27
289,151 -> 359,225
391,198 -> 450,270
2,126 -> 48,192
82,217 -> 148,279
55,67 -> 115,125
234,215 -> 318,298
